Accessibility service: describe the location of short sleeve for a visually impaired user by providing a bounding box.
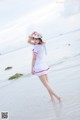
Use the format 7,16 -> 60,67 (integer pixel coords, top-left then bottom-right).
32,45 -> 38,55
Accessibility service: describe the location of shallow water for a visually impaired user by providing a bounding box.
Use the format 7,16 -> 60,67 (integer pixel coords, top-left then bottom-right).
0,35 -> 80,119
0,63 -> 80,120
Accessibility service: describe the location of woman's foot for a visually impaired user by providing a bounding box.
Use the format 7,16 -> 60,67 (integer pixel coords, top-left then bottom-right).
57,96 -> 61,102
50,95 -> 54,102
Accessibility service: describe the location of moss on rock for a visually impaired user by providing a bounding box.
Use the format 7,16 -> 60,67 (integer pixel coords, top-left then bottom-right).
8,73 -> 23,80
5,67 -> 13,70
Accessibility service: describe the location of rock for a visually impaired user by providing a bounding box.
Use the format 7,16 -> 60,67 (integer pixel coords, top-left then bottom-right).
5,67 -> 13,70
8,73 -> 23,80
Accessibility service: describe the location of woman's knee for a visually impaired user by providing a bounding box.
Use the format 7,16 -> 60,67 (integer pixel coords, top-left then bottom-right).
39,75 -> 48,86
39,75 -> 46,81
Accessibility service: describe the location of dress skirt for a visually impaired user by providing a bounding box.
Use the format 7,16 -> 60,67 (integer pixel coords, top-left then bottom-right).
33,63 -> 50,76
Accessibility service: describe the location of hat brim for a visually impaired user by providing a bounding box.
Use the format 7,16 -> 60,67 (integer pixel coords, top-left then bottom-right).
29,35 -> 40,39
28,36 -> 45,44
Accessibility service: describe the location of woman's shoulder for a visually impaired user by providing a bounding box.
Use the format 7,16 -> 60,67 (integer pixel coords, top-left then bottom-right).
34,44 -> 41,48
35,43 -> 46,47
34,43 -> 46,50
33,45 -> 40,50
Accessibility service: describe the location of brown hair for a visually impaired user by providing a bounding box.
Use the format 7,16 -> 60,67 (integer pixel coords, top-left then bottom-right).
37,38 -> 46,44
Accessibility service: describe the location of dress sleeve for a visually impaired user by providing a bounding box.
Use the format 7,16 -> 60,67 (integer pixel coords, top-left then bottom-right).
32,45 -> 38,55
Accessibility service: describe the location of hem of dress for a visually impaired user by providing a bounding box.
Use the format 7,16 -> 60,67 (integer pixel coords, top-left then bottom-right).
34,68 -> 50,73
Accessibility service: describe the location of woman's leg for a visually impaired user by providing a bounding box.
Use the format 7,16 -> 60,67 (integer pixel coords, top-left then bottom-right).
39,74 -> 61,102
45,74 -> 61,101
44,74 -> 54,101
39,74 -> 54,101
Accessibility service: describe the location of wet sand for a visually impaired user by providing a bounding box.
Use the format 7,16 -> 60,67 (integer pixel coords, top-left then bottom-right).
0,57 -> 80,120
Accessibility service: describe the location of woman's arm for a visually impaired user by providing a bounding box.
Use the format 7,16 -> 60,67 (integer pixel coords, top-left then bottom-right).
27,36 -> 35,45
31,53 -> 37,75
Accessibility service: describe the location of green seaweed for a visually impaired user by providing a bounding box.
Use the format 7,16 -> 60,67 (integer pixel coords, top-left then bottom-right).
8,73 -> 23,80
5,66 -> 13,70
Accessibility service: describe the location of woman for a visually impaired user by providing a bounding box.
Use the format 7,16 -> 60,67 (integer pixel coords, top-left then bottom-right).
27,32 -> 61,102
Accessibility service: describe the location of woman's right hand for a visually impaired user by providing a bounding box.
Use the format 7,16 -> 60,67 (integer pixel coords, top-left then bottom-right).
27,36 -> 35,45
28,36 -> 32,42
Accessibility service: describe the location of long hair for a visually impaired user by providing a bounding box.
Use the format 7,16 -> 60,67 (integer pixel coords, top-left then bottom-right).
38,38 -> 46,44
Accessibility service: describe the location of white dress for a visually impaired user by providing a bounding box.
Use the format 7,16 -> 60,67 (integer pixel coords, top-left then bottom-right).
32,44 -> 50,76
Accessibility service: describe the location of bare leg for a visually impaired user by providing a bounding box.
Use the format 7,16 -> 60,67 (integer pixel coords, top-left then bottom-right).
44,74 -> 54,101
39,74 -> 54,101
45,74 -> 61,102
39,74 -> 61,102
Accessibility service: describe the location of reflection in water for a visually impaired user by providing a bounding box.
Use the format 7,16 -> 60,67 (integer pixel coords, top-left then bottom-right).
51,101 -> 63,120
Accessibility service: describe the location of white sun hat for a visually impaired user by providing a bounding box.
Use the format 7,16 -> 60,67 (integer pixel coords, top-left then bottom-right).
30,32 -> 43,39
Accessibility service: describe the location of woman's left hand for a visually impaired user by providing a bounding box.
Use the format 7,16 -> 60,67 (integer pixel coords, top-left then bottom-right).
32,69 -> 35,75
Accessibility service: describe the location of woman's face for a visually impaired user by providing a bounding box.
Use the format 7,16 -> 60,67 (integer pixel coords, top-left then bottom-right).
33,38 -> 40,45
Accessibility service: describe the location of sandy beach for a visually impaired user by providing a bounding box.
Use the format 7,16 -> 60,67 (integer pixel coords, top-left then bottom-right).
0,58 -> 80,120
0,0 -> 80,120
0,29 -> 80,119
